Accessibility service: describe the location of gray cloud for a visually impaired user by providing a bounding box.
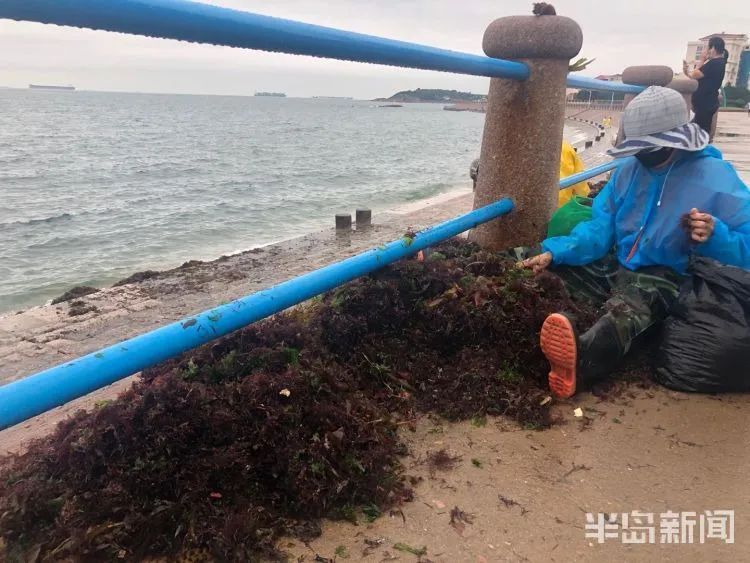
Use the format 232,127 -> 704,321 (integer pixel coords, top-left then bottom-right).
1,0 -> 748,98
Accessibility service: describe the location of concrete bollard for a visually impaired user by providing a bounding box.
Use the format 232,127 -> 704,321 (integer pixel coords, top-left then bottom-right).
666,76 -> 698,114
615,66 -> 675,146
585,140 -> 594,149
335,214 -> 352,231
355,209 -> 372,228
470,14 -> 583,249
667,76 -> 701,134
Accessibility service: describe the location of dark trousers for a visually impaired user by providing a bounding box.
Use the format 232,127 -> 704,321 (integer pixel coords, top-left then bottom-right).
511,249 -> 682,380
553,254 -> 681,365
692,105 -> 717,137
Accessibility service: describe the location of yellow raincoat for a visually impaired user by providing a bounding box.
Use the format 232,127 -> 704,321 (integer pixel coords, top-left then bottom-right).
558,141 -> 589,207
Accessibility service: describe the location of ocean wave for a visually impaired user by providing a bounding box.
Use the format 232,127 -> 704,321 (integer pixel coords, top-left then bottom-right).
2,212 -> 74,228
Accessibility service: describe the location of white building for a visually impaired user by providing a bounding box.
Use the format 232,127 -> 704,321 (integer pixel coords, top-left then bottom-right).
686,33 -> 749,87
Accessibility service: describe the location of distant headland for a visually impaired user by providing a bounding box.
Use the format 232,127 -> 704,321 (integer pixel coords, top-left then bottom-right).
374,88 -> 487,103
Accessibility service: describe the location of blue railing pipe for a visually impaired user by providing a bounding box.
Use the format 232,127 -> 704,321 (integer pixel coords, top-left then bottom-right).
0,198 -> 514,430
567,74 -> 645,95
0,0 -> 529,80
559,158 -> 631,189
2,1 -> 646,93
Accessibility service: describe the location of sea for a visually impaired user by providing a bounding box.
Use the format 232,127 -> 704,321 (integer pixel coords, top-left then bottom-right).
0,89 -> 585,313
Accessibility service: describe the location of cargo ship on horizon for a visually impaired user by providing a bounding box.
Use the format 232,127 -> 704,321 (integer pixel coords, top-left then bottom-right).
254,91 -> 286,97
29,84 -> 76,91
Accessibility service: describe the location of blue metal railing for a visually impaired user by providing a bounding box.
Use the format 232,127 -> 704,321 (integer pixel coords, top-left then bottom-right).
567,74 -> 643,94
0,0 -> 643,94
559,159 -> 626,189
1,0 -> 528,80
0,1 -> 640,429
0,199 -> 515,430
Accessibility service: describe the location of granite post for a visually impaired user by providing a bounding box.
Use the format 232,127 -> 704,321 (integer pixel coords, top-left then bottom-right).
469,15 -> 583,249
666,76 -> 698,114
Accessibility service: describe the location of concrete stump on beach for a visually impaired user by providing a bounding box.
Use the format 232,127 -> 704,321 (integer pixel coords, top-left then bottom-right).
355,209 -> 372,228
335,214 -> 352,231
614,66 -> 675,146
469,15 -> 583,249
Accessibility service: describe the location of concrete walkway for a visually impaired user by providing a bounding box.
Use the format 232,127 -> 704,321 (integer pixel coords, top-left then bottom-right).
715,111 -> 750,183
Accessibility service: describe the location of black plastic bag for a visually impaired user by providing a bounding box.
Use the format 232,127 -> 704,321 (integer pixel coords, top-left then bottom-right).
654,257 -> 750,393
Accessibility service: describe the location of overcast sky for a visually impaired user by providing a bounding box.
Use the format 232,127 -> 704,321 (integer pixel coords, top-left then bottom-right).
1,0 -> 748,98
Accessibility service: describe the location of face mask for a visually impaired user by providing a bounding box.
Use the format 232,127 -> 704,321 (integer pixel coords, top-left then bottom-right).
635,148 -> 674,168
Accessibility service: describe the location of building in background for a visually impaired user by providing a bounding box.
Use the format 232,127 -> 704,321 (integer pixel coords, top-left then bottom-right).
686,33 -> 749,88
565,88 -> 580,102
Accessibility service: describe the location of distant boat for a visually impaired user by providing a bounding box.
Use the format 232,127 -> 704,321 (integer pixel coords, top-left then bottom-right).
313,96 -> 354,100
254,92 -> 286,98
29,84 -> 75,91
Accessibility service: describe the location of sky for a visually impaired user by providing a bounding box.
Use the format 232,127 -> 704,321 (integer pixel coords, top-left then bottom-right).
1,0 -> 749,98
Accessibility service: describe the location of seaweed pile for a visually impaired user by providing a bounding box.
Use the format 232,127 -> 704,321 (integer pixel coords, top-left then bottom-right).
0,240 -> 597,561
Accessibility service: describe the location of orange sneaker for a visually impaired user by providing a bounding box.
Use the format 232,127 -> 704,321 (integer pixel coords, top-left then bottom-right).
540,313 -> 578,399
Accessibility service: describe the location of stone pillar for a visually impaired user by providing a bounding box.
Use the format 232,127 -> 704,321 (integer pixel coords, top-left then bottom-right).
615,66 -> 674,145
666,76 -> 698,114
469,15 -> 582,250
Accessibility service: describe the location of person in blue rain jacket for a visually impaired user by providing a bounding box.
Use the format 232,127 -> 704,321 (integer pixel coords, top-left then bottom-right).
521,86 -> 750,399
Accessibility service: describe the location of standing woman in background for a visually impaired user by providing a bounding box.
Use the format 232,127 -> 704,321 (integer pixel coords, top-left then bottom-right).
684,36 -> 727,138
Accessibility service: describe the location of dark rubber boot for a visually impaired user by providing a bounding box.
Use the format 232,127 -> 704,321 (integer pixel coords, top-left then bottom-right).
577,315 -> 622,386
540,313 -> 621,398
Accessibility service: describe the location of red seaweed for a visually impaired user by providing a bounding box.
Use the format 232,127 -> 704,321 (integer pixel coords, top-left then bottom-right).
0,240 -> 598,561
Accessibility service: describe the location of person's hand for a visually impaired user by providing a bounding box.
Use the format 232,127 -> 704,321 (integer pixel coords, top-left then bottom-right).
688,208 -> 715,243
699,49 -> 709,63
521,252 -> 553,274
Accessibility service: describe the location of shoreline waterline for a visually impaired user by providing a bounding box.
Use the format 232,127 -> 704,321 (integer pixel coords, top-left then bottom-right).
1,87 -> 597,314
1,181 -> 475,318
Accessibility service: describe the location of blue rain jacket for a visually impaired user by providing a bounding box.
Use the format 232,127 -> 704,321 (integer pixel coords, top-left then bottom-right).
542,146 -> 750,274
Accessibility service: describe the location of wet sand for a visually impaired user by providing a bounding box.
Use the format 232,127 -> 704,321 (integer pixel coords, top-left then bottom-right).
281,388 -> 750,561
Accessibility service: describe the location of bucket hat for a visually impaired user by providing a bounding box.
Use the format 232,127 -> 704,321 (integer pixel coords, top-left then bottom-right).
608,86 -> 709,158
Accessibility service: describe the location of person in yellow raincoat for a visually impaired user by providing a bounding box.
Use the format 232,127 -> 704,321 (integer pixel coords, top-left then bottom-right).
558,140 -> 588,206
